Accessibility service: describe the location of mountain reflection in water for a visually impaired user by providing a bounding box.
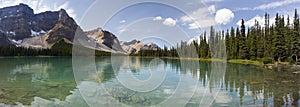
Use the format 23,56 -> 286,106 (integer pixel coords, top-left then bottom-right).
0,57 -> 299,107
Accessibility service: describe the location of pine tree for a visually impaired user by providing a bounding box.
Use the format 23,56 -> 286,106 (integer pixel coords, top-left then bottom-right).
264,12 -> 272,57
273,13 -> 287,62
240,19 -> 248,59
249,20 -> 258,59
256,20 -> 264,58
229,27 -> 236,59
209,26 -> 215,57
285,15 -> 292,59
225,29 -> 230,58
236,27 -> 241,59
292,9 -> 300,62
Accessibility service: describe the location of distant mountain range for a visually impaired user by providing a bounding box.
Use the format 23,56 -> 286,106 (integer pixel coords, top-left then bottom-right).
0,3 -> 160,54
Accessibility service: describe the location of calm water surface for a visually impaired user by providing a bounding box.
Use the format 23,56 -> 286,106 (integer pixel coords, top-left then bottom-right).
0,57 -> 299,107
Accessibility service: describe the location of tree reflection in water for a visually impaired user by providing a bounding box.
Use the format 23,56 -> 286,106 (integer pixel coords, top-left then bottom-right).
0,57 -> 299,106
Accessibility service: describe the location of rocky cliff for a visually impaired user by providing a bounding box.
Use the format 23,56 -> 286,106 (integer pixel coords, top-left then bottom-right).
0,3 -> 77,46
0,3 -> 160,54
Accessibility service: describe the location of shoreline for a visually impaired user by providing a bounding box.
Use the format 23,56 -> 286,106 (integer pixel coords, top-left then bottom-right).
1,55 -> 297,67
0,56 -> 70,58
135,56 -> 263,66
134,56 -> 300,71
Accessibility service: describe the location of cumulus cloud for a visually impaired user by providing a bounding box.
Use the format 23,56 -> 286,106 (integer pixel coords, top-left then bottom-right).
215,8 -> 234,25
180,7 -> 216,29
163,18 -> 177,27
153,16 -> 163,21
153,16 -> 177,27
0,0 -> 77,19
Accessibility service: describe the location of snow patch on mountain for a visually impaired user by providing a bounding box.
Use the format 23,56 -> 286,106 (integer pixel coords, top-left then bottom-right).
8,38 -> 22,44
31,30 -> 47,37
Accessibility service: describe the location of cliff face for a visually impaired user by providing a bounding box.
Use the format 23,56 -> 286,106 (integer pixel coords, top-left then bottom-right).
0,3 -> 77,45
121,40 -> 160,54
85,28 -> 125,52
0,3 -> 160,54
0,32 -> 10,46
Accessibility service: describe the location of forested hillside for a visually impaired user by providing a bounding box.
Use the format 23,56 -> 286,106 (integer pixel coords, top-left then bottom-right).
137,9 -> 300,64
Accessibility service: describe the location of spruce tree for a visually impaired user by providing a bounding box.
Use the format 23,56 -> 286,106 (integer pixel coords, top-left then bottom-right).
225,29 -> 230,57
240,19 -> 249,59
229,27 -> 236,59
264,13 -> 272,57
292,9 -> 300,62
273,13 -> 287,62
236,27 -> 241,59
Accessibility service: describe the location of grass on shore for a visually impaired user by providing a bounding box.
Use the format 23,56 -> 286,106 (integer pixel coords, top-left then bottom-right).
0,55 -> 266,66
135,56 -> 263,66
227,59 -> 263,66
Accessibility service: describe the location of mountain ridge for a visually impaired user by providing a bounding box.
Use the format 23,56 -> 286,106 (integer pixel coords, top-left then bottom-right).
0,3 -> 160,54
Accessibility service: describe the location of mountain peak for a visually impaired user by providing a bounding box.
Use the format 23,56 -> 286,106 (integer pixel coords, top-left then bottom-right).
0,3 -> 34,16
0,3 -> 76,43
18,3 -> 29,7
58,9 -> 70,19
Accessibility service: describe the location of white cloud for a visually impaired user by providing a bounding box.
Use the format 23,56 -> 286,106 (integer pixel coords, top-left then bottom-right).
254,0 -> 300,10
0,0 -> 77,19
153,16 -> 163,21
163,18 -> 177,27
236,0 -> 300,11
236,16 -> 261,27
55,2 -> 76,19
215,8 -> 234,25
120,20 -> 126,24
208,5 -> 216,13
153,16 -> 177,27
180,16 -> 194,23
237,14 -> 294,27
180,7 -> 216,29
188,36 -> 201,44
237,15 -> 266,27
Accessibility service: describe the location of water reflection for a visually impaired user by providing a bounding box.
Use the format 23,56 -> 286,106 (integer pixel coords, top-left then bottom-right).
0,57 -> 299,107
0,57 -> 76,105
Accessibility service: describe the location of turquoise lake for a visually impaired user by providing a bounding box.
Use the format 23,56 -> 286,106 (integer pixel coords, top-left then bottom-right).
0,57 -> 299,107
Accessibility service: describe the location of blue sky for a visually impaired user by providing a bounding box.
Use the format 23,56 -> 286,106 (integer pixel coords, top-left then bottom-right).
1,0 -> 300,46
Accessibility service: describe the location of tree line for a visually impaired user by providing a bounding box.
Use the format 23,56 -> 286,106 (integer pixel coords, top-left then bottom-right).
137,9 -> 300,64
1,9 -> 299,64
0,40 -> 111,56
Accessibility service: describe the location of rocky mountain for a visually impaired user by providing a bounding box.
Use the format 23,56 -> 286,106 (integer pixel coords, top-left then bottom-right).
0,3 -> 160,54
20,12 -> 79,48
0,32 -> 10,46
121,40 -> 160,54
0,3 -> 77,46
85,28 -> 125,52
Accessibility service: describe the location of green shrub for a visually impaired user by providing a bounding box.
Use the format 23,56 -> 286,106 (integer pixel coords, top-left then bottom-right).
287,57 -> 295,64
261,57 -> 274,64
